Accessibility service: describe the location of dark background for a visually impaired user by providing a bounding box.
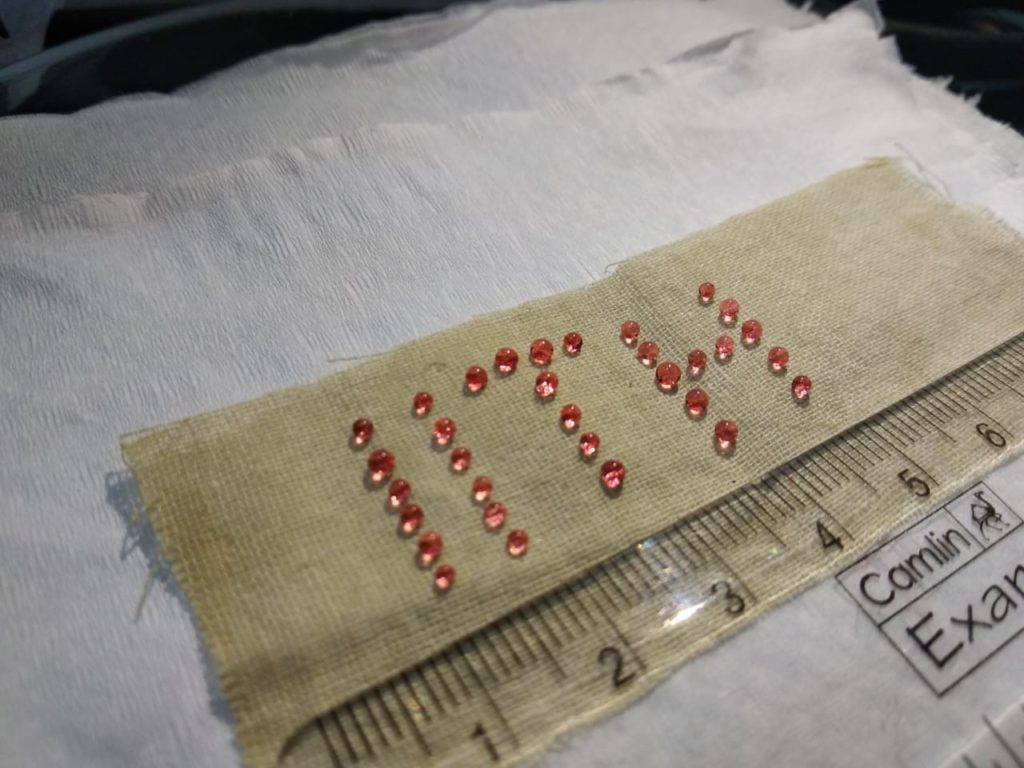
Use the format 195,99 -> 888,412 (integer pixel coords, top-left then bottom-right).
0,0 -> 1021,133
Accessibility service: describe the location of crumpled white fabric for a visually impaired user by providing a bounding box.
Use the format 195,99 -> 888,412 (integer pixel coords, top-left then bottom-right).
0,0 -> 812,211
2,5 -> 1024,768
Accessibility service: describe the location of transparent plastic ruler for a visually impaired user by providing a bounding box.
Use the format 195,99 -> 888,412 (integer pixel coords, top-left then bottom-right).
282,334 -> 1024,768
939,695 -> 1024,768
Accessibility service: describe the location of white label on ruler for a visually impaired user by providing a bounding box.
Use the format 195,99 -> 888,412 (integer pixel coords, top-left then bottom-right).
839,483 -> 1024,695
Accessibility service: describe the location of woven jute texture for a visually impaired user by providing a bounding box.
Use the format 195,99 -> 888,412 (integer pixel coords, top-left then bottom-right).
122,160 -> 1024,767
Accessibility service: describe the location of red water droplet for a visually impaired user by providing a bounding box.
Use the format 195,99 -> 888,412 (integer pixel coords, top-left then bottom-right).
465,366 -> 488,393
637,341 -> 660,368
685,388 -> 709,417
535,371 -> 559,400
387,478 -> 410,508
768,346 -> 789,372
563,332 -> 583,356
399,504 -> 423,536
579,431 -> 600,458
418,531 -> 443,567
714,420 -> 738,454
688,349 -> 707,376
450,447 -> 472,473
483,502 -> 507,530
530,338 -> 554,366
741,319 -> 762,346
792,375 -> 812,401
433,417 -> 456,447
698,282 -> 716,305
715,335 -> 735,361
560,403 -> 581,431
434,564 -> 455,592
655,361 -> 681,392
494,347 -> 519,375
600,460 -> 626,491
506,529 -> 529,558
719,298 -> 739,325
472,475 -> 493,503
351,418 -> 373,446
367,449 -> 395,483
412,392 -> 433,417
620,320 -> 640,347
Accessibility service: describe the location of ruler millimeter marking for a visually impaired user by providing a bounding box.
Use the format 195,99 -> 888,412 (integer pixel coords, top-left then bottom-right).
282,334 -> 1024,768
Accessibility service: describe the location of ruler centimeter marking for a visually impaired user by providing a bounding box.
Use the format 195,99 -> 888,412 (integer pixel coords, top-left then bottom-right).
283,333 -> 1024,768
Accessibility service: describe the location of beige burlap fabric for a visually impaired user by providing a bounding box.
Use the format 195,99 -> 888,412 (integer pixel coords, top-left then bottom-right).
122,160 -> 1024,767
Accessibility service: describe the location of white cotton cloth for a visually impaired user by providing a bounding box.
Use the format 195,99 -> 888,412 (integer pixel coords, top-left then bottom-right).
3,6 -> 1024,768
0,0 -> 813,211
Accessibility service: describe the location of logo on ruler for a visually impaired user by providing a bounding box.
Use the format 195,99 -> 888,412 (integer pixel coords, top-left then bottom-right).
838,483 -> 1024,695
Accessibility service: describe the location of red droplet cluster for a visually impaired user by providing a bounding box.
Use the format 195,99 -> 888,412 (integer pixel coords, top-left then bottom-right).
361,337 -> 645,589
349,296 -> 821,589
608,284 -> 815,462
355,435 -> 432,540
450,331 -> 590,559
472,474 -> 513,541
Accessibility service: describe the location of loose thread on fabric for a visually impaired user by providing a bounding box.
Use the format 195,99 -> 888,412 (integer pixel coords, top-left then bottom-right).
134,564 -> 158,624
327,352 -> 385,364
